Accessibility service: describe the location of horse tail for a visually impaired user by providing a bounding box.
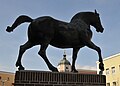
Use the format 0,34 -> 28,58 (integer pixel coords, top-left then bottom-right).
6,15 -> 33,32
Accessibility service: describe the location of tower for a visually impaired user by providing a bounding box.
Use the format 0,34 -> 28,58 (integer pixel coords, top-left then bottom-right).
57,51 -> 71,72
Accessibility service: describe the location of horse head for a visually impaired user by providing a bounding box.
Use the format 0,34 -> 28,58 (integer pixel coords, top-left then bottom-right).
91,10 -> 104,33
70,10 -> 104,33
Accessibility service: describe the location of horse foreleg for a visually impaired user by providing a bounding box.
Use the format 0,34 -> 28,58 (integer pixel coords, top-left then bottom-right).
71,48 -> 80,72
38,44 -> 58,72
16,41 -> 33,70
86,41 -> 104,71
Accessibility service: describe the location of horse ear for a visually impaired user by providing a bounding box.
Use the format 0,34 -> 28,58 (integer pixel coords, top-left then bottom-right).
95,9 -> 97,14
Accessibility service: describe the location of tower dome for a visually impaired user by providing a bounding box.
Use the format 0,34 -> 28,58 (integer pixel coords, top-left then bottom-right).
58,52 -> 71,65
57,50 -> 71,72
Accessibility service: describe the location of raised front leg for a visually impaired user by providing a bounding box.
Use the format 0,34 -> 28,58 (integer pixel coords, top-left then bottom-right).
16,41 -> 34,70
38,44 -> 58,72
71,48 -> 80,73
86,41 -> 104,71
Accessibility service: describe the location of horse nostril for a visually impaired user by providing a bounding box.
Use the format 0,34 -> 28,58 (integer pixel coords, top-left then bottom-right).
101,28 -> 104,33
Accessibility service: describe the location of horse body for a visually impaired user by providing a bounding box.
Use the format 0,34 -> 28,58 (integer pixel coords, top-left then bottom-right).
6,10 -> 104,72
28,16 -> 84,48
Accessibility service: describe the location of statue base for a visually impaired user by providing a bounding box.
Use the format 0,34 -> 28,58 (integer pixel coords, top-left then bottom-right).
14,70 -> 106,86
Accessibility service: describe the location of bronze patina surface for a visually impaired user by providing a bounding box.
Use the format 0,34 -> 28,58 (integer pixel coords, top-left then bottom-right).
6,10 -> 104,73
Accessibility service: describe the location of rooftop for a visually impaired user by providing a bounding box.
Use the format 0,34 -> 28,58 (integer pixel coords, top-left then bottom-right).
103,52 -> 120,61
58,51 -> 71,66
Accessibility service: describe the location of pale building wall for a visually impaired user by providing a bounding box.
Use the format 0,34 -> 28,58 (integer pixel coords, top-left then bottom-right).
96,61 -> 100,74
57,64 -> 65,72
0,71 -> 15,86
97,53 -> 120,86
57,64 -> 71,72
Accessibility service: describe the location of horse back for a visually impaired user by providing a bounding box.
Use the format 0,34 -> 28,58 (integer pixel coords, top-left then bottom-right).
27,16 -> 85,48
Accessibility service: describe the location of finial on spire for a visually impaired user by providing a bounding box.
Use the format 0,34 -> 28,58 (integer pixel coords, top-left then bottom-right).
63,50 -> 66,58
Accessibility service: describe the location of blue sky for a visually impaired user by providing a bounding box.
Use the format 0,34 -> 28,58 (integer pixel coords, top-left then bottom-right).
0,0 -> 120,73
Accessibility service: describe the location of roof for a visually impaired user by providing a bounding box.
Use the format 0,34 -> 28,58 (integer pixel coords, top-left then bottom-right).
0,71 -> 15,75
103,53 -> 120,61
77,69 -> 97,74
58,51 -> 71,65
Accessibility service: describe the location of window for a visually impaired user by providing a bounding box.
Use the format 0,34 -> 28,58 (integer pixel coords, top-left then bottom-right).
111,67 -> 115,74
66,67 -> 68,69
7,77 -> 10,81
113,82 -> 116,86
106,68 -> 109,75
107,83 -> 110,86
65,66 -> 69,72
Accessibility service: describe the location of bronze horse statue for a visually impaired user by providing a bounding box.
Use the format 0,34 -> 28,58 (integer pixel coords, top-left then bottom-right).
6,10 -> 104,72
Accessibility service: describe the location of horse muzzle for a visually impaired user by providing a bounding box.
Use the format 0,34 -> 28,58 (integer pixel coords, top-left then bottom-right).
96,28 -> 104,33
100,28 -> 104,33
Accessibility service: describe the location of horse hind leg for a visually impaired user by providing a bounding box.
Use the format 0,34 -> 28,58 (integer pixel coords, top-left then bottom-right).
16,41 -> 34,70
38,44 -> 58,72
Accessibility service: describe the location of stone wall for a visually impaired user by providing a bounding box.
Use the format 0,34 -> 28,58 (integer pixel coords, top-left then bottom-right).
14,70 -> 106,86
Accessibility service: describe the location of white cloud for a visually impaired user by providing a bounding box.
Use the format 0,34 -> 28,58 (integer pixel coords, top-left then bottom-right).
76,64 -> 97,70
65,54 -> 97,71
0,65 -> 16,73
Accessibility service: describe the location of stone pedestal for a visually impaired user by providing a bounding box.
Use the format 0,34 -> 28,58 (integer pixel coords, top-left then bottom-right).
14,70 -> 106,86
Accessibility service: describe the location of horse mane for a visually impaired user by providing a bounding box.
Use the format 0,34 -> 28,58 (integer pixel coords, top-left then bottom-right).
70,12 -> 95,23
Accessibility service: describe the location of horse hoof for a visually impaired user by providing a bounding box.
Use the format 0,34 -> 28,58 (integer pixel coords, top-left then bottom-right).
51,67 -> 58,72
16,61 -> 20,67
18,66 -> 25,71
99,70 -> 103,75
99,62 -> 104,71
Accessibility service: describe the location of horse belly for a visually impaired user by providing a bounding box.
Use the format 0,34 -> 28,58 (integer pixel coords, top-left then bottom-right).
50,31 -> 83,48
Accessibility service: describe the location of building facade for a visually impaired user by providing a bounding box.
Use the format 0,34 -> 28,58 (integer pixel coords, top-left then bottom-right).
0,71 -> 15,86
97,53 -> 120,86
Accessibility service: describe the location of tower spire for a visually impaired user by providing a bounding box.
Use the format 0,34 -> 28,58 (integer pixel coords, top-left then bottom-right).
63,50 -> 66,59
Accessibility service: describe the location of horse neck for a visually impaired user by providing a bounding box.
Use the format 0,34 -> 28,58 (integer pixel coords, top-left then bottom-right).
70,15 -> 90,31
70,12 -> 94,27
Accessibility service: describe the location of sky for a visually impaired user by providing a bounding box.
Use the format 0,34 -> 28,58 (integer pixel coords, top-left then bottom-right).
0,0 -> 120,73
